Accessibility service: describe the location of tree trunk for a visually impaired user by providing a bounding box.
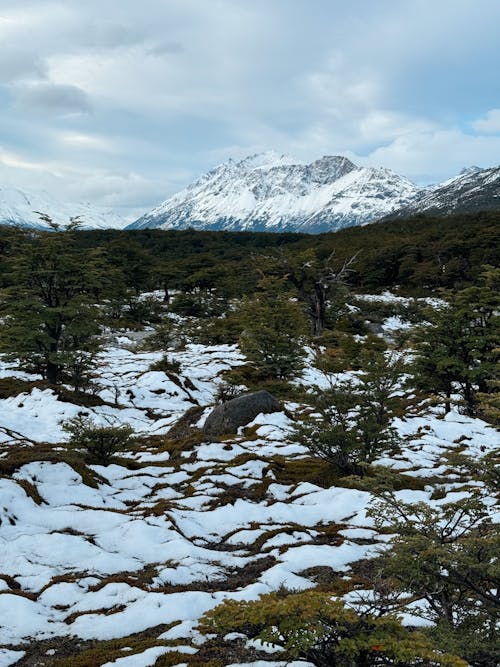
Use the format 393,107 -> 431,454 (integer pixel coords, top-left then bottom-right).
444,388 -> 451,414
46,360 -> 59,384
311,284 -> 326,337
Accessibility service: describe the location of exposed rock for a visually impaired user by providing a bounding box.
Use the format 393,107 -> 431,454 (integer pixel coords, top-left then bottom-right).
202,390 -> 281,436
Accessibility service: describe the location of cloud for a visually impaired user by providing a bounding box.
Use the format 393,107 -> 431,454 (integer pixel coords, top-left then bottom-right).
14,82 -> 92,115
472,109 -> 500,135
146,41 -> 184,57
0,50 -> 47,83
360,129 -> 500,183
0,0 -> 499,215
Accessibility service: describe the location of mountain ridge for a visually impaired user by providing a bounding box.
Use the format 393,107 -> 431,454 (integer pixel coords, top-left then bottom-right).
0,185 -> 127,230
129,153 -> 420,233
1,154 -> 499,233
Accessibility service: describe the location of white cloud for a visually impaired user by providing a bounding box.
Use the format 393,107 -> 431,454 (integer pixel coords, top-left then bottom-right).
472,109 -> 500,134
0,0 -> 499,215
360,129 -> 500,183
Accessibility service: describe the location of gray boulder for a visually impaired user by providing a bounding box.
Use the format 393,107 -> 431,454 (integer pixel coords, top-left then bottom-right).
202,390 -> 281,437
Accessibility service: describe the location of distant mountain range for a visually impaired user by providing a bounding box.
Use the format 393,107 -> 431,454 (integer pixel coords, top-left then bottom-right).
129,152 -> 419,233
1,153 -> 499,233
0,186 -> 125,230
128,153 -> 500,233
383,165 -> 500,220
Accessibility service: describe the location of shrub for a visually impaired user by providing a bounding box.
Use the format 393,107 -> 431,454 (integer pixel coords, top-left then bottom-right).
149,354 -> 181,374
170,290 -> 226,318
367,487 -> 499,667
63,416 -> 136,465
126,295 -> 164,325
144,319 -> 183,351
199,590 -> 465,667
299,352 -> 406,475
237,276 -> 308,380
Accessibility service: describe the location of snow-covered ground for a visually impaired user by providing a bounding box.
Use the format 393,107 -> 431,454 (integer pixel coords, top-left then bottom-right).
0,332 -> 497,666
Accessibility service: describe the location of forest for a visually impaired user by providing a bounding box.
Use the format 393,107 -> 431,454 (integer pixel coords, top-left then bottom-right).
0,211 -> 498,667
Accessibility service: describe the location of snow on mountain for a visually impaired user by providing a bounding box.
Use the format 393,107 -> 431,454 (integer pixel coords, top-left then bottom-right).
0,186 -> 127,230
128,152 -> 420,233
385,164 -> 500,219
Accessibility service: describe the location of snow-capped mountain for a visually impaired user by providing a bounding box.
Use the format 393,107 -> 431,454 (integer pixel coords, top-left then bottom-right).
128,152 -> 420,233
385,164 -> 500,219
0,186 -> 127,230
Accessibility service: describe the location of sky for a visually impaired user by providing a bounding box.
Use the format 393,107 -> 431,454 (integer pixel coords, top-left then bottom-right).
1,0 -> 499,220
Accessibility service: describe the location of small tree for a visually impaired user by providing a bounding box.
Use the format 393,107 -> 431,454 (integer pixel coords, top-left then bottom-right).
260,248 -> 356,336
237,276 -> 308,380
367,484 -> 499,667
63,416 -> 136,465
412,269 -> 499,416
299,352 -> 406,474
0,224 -> 108,385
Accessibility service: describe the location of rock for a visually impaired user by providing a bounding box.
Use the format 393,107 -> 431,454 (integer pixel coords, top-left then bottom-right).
202,390 -> 281,437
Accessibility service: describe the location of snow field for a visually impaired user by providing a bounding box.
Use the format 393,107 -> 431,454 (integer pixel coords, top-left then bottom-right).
0,336 -> 497,665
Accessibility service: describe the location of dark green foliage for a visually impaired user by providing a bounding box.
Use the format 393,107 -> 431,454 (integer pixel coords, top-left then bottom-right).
367,486 -> 500,667
237,276 -> 308,380
412,269 -> 500,415
149,353 -> 181,374
63,416 -> 136,465
2,211 -> 499,300
199,590 -> 465,667
169,290 -> 227,318
142,318 -> 184,350
126,294 -> 164,325
299,351 -> 407,474
0,226 -> 108,386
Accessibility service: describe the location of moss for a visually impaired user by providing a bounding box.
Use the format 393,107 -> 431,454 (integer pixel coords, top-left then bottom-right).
270,455 -> 342,488
0,377 -> 46,398
206,479 -> 272,510
0,443 -> 107,489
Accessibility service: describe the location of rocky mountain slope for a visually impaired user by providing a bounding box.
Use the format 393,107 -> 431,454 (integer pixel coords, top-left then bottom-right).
384,165 -> 500,219
129,153 -> 500,233
129,152 -> 420,233
0,186 -> 127,230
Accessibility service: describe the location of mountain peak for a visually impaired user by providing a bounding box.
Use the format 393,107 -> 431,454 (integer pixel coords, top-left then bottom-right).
459,165 -> 482,176
235,151 -> 302,171
129,151 -> 420,233
0,185 -> 127,230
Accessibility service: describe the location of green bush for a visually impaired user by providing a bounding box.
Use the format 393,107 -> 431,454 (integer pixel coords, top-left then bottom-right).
170,290 -> 226,318
63,416 -> 136,465
149,353 -> 181,374
367,487 -> 499,667
126,295 -> 164,325
143,319 -> 184,351
299,352 -> 406,474
199,590 -> 465,667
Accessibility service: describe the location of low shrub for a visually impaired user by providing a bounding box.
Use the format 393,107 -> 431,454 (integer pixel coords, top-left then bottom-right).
63,416 -> 136,465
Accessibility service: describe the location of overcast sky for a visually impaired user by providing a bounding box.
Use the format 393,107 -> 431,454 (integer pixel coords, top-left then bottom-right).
1,0 -> 499,219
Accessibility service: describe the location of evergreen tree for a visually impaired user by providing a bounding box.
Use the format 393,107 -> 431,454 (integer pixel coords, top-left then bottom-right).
412,269 -> 499,415
237,276 -> 308,380
367,484 -> 499,667
0,223 -> 109,386
299,351 -> 406,474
